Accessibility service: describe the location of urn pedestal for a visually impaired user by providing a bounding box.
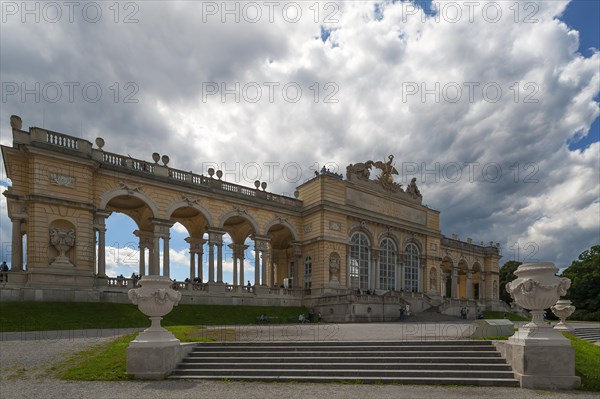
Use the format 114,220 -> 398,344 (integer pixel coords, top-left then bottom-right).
552,299 -> 576,331
126,275 -> 183,379
500,262 -> 580,389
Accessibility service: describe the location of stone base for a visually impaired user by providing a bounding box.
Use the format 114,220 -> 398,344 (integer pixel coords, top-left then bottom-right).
470,319 -> 514,338
126,341 -> 182,379
496,340 -> 581,389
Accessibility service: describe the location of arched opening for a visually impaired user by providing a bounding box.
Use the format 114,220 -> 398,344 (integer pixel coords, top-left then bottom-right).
266,223 -> 295,288
103,212 -> 141,286
221,214 -> 260,286
457,259 -> 469,299
379,238 -> 397,290
440,257 -> 453,298
168,205 -> 210,283
349,232 -> 370,291
472,262 -> 482,300
404,243 -> 420,293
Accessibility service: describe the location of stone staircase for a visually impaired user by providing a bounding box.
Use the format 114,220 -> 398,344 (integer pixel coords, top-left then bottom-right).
573,327 -> 600,344
170,340 -> 518,386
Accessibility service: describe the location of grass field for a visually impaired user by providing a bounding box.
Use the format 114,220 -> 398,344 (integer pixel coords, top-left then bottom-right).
482,311 -> 529,322
564,333 -> 600,391
0,301 -> 306,332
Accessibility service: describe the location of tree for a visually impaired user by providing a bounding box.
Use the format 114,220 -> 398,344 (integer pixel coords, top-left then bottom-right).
499,260 -> 521,304
561,245 -> 600,317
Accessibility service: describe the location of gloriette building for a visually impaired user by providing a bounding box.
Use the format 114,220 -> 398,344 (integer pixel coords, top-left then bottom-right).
1,115 -> 505,320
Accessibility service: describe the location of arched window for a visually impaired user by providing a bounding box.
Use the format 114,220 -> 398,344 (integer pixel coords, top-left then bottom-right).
404,243 -> 420,292
350,232 -> 370,290
304,256 -> 312,289
379,238 -> 396,290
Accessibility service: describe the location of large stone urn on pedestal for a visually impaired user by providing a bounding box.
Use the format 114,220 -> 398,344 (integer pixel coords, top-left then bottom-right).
126,275 -> 183,379
501,262 -> 580,389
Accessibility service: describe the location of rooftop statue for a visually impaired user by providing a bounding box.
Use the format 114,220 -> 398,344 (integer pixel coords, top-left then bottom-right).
346,155 -> 421,202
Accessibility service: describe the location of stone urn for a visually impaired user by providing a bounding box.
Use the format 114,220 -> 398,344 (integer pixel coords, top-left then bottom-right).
128,275 -> 182,346
552,299 -> 576,331
505,262 -> 570,328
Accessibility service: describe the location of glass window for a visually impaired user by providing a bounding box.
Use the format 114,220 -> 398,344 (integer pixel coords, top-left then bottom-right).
304,256 -> 312,289
350,232 -> 370,290
404,243 -> 420,292
379,238 -> 396,290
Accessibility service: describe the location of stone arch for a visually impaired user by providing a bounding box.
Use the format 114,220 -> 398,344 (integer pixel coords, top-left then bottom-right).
218,210 -> 260,235
264,218 -> 299,241
99,187 -> 159,219
377,231 -> 400,250
403,237 -> 423,254
265,220 -> 298,288
165,200 -> 213,225
347,224 -> 375,246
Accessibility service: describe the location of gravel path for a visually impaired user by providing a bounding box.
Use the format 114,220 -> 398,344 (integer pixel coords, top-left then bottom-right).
1,324 -> 598,399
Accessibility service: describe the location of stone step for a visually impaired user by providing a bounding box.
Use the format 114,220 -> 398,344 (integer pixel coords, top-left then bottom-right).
177,362 -> 513,371
194,340 -> 491,347
189,344 -> 496,352
171,368 -> 515,379
169,374 -> 519,387
187,350 -> 501,358
172,340 -> 517,386
181,356 -> 508,364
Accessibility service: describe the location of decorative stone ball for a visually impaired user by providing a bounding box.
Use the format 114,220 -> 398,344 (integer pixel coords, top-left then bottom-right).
152,153 -> 161,163
95,137 -> 105,149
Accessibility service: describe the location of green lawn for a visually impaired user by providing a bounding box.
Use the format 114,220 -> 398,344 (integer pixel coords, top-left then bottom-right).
0,301 -> 306,332
55,326 -> 216,381
482,311 -> 529,322
564,333 -> 600,391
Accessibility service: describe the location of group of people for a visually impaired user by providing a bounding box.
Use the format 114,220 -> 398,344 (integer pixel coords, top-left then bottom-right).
398,304 -> 411,321
299,308 -> 321,323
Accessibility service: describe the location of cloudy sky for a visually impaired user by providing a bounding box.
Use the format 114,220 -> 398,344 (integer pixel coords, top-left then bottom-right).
1,0 -> 598,282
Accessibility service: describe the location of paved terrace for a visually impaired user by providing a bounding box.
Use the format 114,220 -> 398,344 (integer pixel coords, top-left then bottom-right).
1,322 -> 598,399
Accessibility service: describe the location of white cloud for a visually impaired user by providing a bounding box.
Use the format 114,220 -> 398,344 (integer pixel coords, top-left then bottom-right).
1,0 -> 598,272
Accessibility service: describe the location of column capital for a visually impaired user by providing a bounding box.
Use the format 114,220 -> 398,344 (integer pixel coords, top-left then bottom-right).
291,241 -> 303,258
185,236 -> 206,252
253,235 -> 270,251
206,228 -> 226,244
151,218 -> 174,237
95,210 -> 112,219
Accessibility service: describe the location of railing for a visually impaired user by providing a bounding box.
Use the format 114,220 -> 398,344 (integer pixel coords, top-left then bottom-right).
107,277 -> 136,288
46,130 -> 78,149
23,125 -> 302,207
103,151 -> 154,174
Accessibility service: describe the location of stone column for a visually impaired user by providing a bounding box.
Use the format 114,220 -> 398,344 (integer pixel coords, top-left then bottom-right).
466,270 -> 473,300
451,267 -> 458,299
261,249 -> 267,286
371,250 -> 378,291
139,247 -> 146,276
254,243 -> 260,286
97,225 -> 106,276
197,252 -> 203,282
10,218 -> 23,271
216,239 -> 224,283
292,242 -> 303,288
151,219 -> 173,276
151,235 -> 161,275
480,272 -> 486,301
208,242 -> 215,282
163,234 -> 170,278
232,252 -> 238,285
189,246 -> 196,280
134,230 -> 153,277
